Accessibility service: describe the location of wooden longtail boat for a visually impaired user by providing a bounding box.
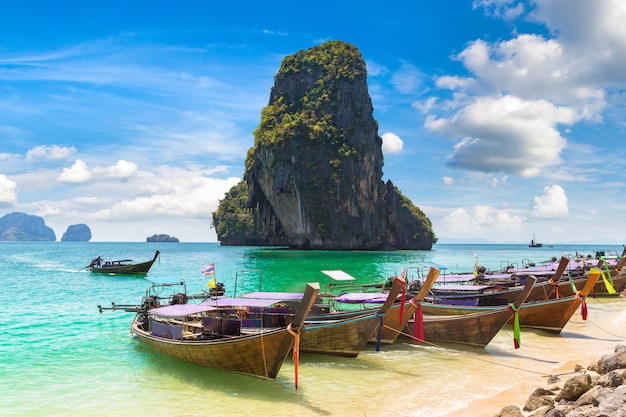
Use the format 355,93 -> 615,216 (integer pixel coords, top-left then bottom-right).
371,266 -> 440,344
130,282 -> 320,380
401,276 -> 538,348
428,257 -> 570,306
420,269 -> 601,334
88,250 -> 160,275
557,258 -> 626,297
298,274 -> 406,357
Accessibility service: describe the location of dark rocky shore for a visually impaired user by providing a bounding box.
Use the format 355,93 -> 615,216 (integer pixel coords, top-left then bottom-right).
495,345 -> 626,417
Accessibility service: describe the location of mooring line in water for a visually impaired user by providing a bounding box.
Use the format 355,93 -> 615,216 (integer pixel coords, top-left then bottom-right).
584,316 -> 626,339
388,325 -> 554,377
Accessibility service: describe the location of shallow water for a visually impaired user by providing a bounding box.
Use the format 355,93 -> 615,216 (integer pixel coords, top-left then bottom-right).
1,242 -> 624,416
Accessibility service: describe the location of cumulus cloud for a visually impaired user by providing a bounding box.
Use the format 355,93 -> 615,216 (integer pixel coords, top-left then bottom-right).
58,159 -> 92,183
381,132 -> 403,155
25,145 -> 76,162
93,176 -> 240,220
425,95 -> 572,177
439,205 -> 523,238
426,0 -> 626,179
443,176 -> 455,185
93,160 -> 138,180
0,174 -> 18,206
530,184 -> 569,218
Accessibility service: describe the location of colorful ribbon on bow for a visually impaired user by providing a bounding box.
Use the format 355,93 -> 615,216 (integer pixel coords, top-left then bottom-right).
287,323 -> 300,389
507,303 -> 521,349
575,290 -> 588,320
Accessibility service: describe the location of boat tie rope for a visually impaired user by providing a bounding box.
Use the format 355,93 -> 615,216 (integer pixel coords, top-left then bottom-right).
507,303 -> 521,349
549,277 -> 560,298
287,323 -> 301,389
575,291 -> 588,320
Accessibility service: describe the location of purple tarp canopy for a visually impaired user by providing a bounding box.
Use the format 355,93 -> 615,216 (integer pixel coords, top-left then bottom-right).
333,293 -> 397,304
200,297 -> 281,308
149,303 -> 217,317
431,284 -> 498,292
242,292 -> 304,300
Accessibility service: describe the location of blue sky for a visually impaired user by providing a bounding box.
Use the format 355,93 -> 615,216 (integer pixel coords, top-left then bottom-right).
1,0 -> 625,244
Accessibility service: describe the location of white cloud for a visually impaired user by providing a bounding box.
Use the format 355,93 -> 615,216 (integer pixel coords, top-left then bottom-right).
381,132 -> 403,155
439,205 -> 523,238
412,97 -> 437,114
0,175 -> 18,206
425,95 -> 572,177
391,62 -> 424,94
93,176 -> 240,220
530,184 -> 569,218
443,176 -> 455,185
25,145 -> 76,162
93,160 -> 138,180
58,160 -> 92,183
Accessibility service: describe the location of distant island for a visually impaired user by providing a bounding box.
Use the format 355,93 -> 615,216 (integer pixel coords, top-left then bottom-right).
146,234 -> 179,242
61,224 -> 92,242
0,212 -> 56,241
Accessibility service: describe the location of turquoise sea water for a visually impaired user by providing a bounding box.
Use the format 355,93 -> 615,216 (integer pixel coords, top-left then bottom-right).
1,242 -> 625,417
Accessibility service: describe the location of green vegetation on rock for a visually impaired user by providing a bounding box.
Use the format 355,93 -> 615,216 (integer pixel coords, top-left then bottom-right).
213,40 -> 436,250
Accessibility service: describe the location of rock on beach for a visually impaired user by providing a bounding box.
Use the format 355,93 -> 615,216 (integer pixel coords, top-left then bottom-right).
494,345 -> 626,417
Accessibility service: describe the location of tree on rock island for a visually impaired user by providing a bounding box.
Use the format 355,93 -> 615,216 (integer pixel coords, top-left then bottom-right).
212,41 -> 436,250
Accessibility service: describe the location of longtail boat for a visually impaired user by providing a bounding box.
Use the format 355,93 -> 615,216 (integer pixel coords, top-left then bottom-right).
369,266 -> 440,344
557,258 -> 626,297
87,250 -> 160,275
101,279 -> 320,380
298,274 -> 406,357
401,276 -> 537,348
427,257 -> 570,306
420,269 -> 601,334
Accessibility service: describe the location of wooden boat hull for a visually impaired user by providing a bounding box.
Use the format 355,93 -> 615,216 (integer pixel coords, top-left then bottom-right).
300,313 -> 382,357
129,281 -> 320,380
132,322 -> 294,379
402,307 -> 518,348
89,250 -> 160,275
300,274 -> 407,357
421,297 -> 583,334
422,268 -> 601,334
557,273 -> 626,297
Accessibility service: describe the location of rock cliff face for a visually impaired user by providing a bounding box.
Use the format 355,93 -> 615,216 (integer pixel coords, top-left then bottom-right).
213,41 -> 436,250
0,212 -> 56,241
61,224 -> 92,242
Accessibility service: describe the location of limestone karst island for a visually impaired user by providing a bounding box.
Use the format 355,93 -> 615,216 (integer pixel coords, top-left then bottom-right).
212,41 -> 436,250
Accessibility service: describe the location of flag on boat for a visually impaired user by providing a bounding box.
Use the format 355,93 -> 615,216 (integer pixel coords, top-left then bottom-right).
201,263 -> 215,276
207,277 -> 217,289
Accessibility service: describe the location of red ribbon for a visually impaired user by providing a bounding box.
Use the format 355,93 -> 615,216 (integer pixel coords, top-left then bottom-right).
411,302 -> 424,344
287,324 -> 300,389
575,291 -> 588,320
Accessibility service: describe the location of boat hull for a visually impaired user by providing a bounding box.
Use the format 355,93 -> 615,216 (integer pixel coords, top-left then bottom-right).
131,322 -> 293,380
300,313 -> 381,357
